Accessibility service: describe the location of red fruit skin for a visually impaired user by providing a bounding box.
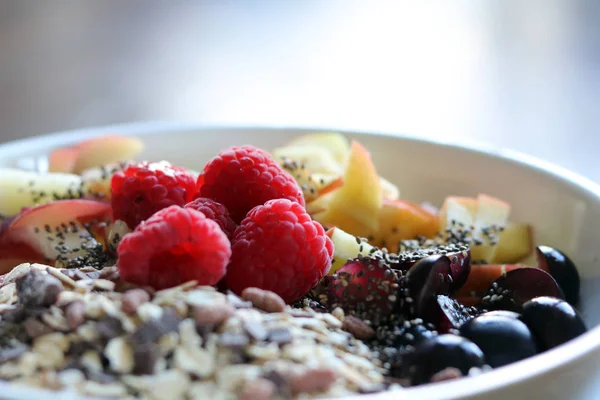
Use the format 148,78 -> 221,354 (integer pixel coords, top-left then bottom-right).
185,197 -> 237,239
111,161 -> 197,229
326,258 -> 399,322
225,199 -> 333,303
196,146 -> 304,223
117,206 -> 231,290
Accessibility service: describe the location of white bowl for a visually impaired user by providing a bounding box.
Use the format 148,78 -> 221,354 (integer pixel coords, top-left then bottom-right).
0,122 -> 599,400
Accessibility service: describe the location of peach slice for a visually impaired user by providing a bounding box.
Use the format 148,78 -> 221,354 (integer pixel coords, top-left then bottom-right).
73,135 -> 144,174
490,222 -> 533,264
0,200 -> 112,273
313,141 -> 382,233
365,200 -> 440,251
0,169 -> 84,216
287,132 -> 350,165
48,147 -> 79,173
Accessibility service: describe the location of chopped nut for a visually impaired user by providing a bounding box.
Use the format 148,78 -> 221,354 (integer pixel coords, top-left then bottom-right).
158,332 -> 179,356
145,370 -> 190,400
0,283 -> 17,305
174,346 -> 215,377
194,303 -> 234,326
105,336 -> 134,373
65,301 -> 85,329
289,367 -> 337,394
240,378 -> 276,400
216,365 -> 261,392
23,318 -> 53,339
137,302 -> 164,322
185,289 -> 226,308
121,288 -> 151,314
76,321 -> 100,342
342,316 -> 375,340
81,350 -> 103,373
98,266 -> 120,282
241,287 -> 285,313
41,307 -> 69,331
332,307 -> 345,321
58,369 -> 85,387
82,381 -> 129,397
16,270 -> 63,307
430,367 -> 463,383
93,279 -> 116,291
179,319 -> 202,348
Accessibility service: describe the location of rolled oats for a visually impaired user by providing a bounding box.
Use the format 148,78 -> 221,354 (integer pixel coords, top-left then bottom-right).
0,268 -> 388,399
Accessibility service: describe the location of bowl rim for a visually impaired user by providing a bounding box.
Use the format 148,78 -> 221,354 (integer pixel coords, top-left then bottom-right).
1,121 -> 599,400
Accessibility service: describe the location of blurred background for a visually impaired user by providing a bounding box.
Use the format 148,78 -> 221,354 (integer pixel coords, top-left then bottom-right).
1,0 -> 599,181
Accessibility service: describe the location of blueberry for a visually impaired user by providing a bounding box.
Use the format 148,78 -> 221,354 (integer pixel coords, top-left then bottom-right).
460,315 -> 537,368
403,334 -> 485,385
521,296 -> 587,351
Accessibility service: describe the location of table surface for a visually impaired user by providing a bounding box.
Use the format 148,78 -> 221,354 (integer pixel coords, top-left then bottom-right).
0,0 -> 599,182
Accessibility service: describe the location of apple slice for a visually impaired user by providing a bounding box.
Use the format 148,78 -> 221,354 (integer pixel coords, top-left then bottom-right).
470,194 -> 511,262
73,135 -> 144,174
489,223 -> 533,264
366,200 -> 440,251
0,169 -> 85,216
439,196 -> 478,230
0,200 -> 112,273
313,141 -> 382,234
326,227 -> 376,274
287,132 -> 350,165
48,135 -> 143,174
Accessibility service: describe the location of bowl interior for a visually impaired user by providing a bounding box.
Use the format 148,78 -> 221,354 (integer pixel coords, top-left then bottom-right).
1,125 -> 599,400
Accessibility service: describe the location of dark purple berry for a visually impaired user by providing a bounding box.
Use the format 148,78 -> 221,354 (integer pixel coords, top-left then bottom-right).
404,255 -> 452,318
402,334 -> 485,385
395,243 -> 471,291
460,315 -> 537,367
480,267 -> 563,313
521,296 -> 587,351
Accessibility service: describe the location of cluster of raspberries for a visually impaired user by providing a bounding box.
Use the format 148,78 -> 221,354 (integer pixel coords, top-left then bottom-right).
112,146 -> 333,303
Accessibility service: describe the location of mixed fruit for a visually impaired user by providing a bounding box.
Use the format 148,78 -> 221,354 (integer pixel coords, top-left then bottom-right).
0,132 -> 589,390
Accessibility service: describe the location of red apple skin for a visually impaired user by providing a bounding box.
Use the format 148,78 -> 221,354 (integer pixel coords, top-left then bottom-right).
0,200 -> 112,274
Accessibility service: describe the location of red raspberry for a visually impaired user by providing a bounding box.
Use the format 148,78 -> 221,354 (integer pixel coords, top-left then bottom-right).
185,197 -> 237,239
196,146 -> 304,223
111,161 -> 197,228
225,199 -> 333,303
117,206 -> 231,290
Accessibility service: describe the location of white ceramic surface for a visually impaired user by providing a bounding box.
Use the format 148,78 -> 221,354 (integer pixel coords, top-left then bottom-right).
0,123 -> 599,400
